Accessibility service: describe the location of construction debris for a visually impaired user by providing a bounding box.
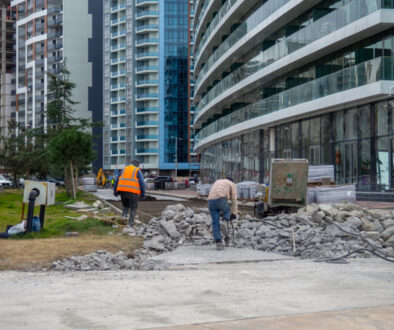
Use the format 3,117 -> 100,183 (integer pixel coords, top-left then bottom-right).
52,202 -> 394,271
64,202 -> 92,210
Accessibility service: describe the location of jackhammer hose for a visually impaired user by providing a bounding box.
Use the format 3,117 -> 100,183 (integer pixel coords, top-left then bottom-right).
249,216 -> 394,264
314,248 -> 394,264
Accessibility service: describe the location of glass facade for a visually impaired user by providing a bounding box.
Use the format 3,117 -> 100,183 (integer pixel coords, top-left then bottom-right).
195,32 -> 394,143
201,98 -> 394,192
194,0 -> 394,194
162,0 -> 189,164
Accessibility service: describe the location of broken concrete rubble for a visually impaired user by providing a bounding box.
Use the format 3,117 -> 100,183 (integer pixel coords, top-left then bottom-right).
52,202 -> 394,272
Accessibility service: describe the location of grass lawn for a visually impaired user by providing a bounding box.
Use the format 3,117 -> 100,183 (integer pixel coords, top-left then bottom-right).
0,189 -> 142,270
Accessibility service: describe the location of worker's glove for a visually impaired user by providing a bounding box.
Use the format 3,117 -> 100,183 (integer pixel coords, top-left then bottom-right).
113,191 -> 118,197
230,213 -> 237,220
140,195 -> 145,201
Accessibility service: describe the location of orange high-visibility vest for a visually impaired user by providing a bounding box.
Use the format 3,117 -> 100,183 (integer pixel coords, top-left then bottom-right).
116,165 -> 141,195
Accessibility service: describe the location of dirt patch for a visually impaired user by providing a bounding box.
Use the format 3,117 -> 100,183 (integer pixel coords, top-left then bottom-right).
111,198 -> 255,223
111,199 -> 208,223
0,235 -> 143,271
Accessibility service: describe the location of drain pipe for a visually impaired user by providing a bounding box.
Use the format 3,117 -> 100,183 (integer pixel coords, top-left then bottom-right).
26,188 -> 40,233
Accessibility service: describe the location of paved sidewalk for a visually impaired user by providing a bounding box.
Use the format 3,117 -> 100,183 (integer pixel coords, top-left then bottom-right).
146,189 -> 200,200
153,305 -> 394,330
1,256 -> 393,330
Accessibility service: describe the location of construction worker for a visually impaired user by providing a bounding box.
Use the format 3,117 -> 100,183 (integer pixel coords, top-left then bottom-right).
207,177 -> 238,250
114,160 -> 146,227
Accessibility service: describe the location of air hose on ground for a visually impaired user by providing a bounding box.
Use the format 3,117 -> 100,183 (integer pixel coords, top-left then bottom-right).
251,217 -> 394,264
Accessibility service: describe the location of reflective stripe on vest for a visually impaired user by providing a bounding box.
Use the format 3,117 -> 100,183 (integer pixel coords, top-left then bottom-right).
116,165 -> 141,195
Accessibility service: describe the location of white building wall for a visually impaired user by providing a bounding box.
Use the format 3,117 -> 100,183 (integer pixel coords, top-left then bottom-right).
63,0 -> 92,122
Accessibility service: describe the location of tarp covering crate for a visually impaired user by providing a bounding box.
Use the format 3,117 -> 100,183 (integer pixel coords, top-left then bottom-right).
316,184 -> 356,204
308,165 -> 335,183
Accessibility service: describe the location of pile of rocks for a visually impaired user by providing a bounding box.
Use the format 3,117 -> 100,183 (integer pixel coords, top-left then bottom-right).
52,202 -> 394,271
52,250 -> 138,271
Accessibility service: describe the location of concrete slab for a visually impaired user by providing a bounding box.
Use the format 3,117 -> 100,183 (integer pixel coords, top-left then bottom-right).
153,305 -> 394,330
151,246 -> 290,267
1,256 -> 394,329
91,188 -> 121,201
148,194 -> 187,202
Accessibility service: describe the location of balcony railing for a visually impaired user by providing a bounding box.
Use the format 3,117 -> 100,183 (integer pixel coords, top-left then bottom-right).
136,107 -> 159,113
195,0 -> 385,117
136,38 -> 159,45
136,148 -> 159,154
136,11 -> 159,18
136,65 -> 158,72
136,79 -> 158,86
137,121 -> 159,126
195,56 -> 392,144
136,52 -> 159,59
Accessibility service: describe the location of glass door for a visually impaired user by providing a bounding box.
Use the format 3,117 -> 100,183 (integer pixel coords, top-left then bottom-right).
391,138 -> 394,189
344,142 -> 357,183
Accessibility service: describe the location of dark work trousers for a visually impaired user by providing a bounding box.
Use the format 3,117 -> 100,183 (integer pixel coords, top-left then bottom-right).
120,192 -> 139,225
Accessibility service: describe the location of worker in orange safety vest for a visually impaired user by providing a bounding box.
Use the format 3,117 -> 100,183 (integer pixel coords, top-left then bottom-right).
114,160 -> 146,226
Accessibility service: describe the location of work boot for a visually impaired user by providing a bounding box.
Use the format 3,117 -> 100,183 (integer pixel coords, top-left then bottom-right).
216,241 -> 224,250
221,221 -> 230,247
122,207 -> 129,219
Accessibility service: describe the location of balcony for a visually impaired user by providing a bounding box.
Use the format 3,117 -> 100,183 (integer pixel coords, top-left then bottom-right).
136,79 -> 158,86
195,56 -> 391,144
136,38 -> 158,46
136,52 -> 159,60
195,0 -> 388,118
136,107 -> 159,113
136,11 -> 159,19
136,93 -> 159,100
111,69 -> 127,77
112,29 -> 126,38
136,121 -> 159,127
136,0 -> 158,6
111,57 -> 126,64
136,24 -> 159,33
136,134 -> 158,140
111,3 -> 126,12
136,65 -> 158,73
136,148 -> 159,154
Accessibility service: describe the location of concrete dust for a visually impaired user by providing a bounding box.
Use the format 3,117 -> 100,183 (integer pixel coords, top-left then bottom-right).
1,258 -> 394,329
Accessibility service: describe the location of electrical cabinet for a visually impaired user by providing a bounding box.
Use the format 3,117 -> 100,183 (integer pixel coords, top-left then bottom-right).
23,181 -> 56,205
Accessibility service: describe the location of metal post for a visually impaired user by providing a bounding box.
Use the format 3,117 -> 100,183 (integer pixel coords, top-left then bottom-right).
175,137 -> 178,183
39,205 -> 46,229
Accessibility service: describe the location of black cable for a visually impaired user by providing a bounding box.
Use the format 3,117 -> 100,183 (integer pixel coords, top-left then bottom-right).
331,222 -> 394,259
314,248 -> 394,264
230,220 -> 235,246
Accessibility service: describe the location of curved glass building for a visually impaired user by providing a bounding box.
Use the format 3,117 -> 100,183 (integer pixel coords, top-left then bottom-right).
193,0 -> 394,193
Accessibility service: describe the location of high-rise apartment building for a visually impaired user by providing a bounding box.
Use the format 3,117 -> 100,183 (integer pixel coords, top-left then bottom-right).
10,0 -> 103,168
0,0 -> 15,141
193,0 -> 394,197
103,0 -> 199,176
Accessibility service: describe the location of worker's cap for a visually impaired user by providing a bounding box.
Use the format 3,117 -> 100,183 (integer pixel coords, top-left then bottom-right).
131,159 -> 140,167
226,177 -> 235,182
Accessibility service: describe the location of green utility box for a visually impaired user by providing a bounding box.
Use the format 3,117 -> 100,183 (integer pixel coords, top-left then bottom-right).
268,159 -> 309,208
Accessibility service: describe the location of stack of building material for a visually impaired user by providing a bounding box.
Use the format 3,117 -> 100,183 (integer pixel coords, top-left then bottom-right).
315,184 -> 356,204
307,187 -> 317,204
82,177 -> 97,192
308,165 -> 335,184
236,181 -> 259,200
196,184 -> 212,197
175,182 -> 186,190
